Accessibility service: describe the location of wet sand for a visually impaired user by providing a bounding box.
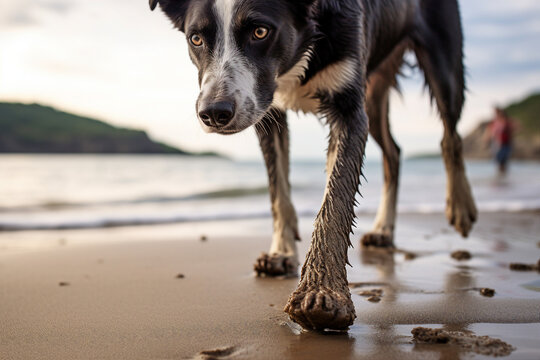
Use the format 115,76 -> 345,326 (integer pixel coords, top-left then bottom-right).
1,212 -> 539,359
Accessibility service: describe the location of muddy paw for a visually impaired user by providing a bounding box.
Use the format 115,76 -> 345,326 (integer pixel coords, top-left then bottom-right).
360,232 -> 394,248
446,196 -> 477,238
284,287 -> 355,331
254,253 -> 298,277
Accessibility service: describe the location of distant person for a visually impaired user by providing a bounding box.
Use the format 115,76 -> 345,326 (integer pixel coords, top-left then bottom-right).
485,107 -> 516,175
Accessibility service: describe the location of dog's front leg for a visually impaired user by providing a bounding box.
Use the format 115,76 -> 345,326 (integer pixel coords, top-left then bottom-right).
254,109 -> 300,277
285,89 -> 368,331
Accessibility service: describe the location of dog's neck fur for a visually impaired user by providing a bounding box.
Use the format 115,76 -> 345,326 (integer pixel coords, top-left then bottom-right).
272,51 -> 358,114
271,0 -> 418,114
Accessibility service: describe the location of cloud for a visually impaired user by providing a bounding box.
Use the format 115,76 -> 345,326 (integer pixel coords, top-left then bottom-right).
35,1 -> 74,14
0,1 -> 75,27
1,0 -> 539,159
460,0 -> 540,87
4,9 -> 39,26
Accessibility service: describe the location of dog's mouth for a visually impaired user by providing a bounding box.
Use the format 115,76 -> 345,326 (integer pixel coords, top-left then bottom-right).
200,110 -> 268,136
213,128 -> 243,135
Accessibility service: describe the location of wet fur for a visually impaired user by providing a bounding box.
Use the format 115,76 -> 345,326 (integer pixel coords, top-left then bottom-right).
150,0 -> 477,331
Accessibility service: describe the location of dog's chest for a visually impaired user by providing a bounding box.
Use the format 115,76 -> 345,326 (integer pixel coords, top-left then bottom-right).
272,56 -> 357,114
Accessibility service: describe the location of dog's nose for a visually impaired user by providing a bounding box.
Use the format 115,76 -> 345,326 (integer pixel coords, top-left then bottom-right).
198,101 -> 235,127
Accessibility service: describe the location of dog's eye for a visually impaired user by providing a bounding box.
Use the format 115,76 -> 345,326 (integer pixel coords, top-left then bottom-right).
253,27 -> 269,40
190,34 -> 203,47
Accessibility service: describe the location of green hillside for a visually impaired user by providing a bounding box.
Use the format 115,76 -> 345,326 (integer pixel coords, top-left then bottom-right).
0,102 -> 211,155
505,92 -> 540,136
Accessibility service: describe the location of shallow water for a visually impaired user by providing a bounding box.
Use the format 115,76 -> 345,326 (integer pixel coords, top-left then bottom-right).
287,212 -> 540,359
0,155 -> 538,230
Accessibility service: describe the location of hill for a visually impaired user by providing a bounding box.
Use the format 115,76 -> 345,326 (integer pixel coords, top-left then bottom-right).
0,102 -> 215,155
463,92 -> 540,160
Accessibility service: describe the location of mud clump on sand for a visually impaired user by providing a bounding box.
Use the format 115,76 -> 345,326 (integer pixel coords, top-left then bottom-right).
412,327 -> 451,344
197,346 -> 236,360
451,250 -> 472,261
349,282 -> 387,289
509,262 -> 538,272
480,288 -> 495,297
357,289 -> 383,303
403,251 -> 417,260
359,289 -> 383,297
412,327 -> 514,357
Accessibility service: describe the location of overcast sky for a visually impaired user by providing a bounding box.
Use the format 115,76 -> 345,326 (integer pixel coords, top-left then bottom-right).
1,0 -> 539,160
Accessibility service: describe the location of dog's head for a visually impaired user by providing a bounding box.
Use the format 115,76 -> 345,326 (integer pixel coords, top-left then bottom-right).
150,0 -> 315,134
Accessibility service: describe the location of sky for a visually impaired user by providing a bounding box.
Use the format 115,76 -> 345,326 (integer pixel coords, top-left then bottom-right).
0,0 -> 539,160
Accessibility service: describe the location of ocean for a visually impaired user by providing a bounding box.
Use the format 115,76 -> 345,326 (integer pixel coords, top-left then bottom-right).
0,155 -> 538,231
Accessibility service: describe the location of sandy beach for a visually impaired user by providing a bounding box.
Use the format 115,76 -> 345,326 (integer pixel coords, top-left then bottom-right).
1,212 -> 539,359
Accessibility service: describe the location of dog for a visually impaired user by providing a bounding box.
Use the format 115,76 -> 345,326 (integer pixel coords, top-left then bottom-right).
149,0 -> 477,331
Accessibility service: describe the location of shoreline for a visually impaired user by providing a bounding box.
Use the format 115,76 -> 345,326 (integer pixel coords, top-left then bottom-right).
0,208 -> 538,233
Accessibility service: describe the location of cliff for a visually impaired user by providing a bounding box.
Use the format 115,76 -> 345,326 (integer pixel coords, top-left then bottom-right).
463,92 -> 540,160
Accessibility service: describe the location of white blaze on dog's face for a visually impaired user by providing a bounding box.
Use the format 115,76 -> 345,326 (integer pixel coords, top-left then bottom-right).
151,0 -> 315,134
196,0 -> 257,134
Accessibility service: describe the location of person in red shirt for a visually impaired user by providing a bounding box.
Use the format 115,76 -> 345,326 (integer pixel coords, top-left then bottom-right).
486,107 -> 516,175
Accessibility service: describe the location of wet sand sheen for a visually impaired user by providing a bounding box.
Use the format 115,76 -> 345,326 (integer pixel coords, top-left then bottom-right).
0,212 -> 539,359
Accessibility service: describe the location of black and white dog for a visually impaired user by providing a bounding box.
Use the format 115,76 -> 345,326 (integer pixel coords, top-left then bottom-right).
149,0 -> 477,331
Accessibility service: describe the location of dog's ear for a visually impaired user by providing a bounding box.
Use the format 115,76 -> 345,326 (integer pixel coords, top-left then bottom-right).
292,0 -> 316,8
149,0 -> 191,32
286,0 -> 316,21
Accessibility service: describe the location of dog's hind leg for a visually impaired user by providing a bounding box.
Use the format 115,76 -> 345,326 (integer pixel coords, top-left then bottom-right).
284,82 -> 368,331
254,109 -> 300,277
361,84 -> 400,248
360,46 -> 405,248
413,0 -> 477,237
